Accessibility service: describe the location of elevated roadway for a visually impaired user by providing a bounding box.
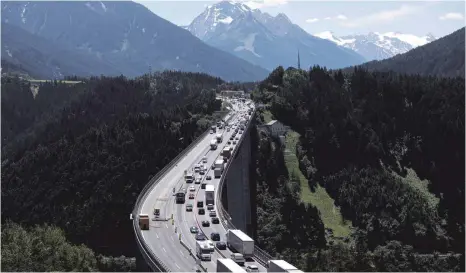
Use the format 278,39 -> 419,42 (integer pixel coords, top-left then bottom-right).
135,98 -> 267,272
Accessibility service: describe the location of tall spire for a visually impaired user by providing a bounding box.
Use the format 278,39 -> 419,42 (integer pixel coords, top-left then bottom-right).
297,49 -> 301,69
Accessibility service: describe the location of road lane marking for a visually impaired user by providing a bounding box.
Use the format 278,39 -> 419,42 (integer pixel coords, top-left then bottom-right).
175,263 -> 181,269
165,224 -> 168,228
180,250 -> 185,257
163,247 -> 167,252
171,236 -> 174,241
156,232 -> 159,239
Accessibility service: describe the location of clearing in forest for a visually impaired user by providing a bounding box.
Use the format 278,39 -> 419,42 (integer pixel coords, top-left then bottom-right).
283,130 -> 352,238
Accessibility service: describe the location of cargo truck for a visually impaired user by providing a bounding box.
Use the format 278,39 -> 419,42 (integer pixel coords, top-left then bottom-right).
210,139 -> 218,150
216,133 -> 223,143
214,160 -> 224,178
267,260 -> 304,273
196,241 -> 212,261
217,258 -> 247,273
222,147 -> 232,161
225,229 -> 254,258
205,185 -> 215,205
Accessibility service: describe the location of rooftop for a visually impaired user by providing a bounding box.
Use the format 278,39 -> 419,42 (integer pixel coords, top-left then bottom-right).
266,120 -> 278,126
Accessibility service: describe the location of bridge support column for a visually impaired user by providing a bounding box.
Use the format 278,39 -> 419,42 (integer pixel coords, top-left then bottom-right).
225,124 -> 253,235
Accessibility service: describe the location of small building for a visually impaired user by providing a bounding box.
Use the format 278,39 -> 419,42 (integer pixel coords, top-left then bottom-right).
265,120 -> 289,138
221,90 -> 245,98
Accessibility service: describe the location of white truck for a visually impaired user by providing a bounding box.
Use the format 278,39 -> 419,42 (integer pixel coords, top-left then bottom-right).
222,147 -> 232,161
196,240 -> 212,261
210,139 -> 218,150
267,260 -> 304,273
205,184 -> 215,205
216,133 -> 223,143
225,229 -> 254,258
217,258 -> 247,273
214,159 -> 224,178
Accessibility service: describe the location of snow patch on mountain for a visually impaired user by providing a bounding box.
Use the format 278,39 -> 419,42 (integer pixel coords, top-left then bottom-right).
234,32 -> 261,57
314,31 -> 437,61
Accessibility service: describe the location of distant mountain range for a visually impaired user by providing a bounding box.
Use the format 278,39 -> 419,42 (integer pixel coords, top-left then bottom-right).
346,27 -> 464,78
1,1 -> 268,81
186,1 -> 365,71
314,31 -> 436,61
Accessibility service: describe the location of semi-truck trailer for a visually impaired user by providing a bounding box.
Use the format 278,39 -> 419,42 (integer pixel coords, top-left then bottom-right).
210,139 -> 218,150
205,185 -> 215,205
222,147 -> 232,161
216,133 -> 223,143
267,260 -> 304,273
196,241 -> 212,261
214,160 -> 224,178
225,229 -> 254,258
217,258 -> 247,273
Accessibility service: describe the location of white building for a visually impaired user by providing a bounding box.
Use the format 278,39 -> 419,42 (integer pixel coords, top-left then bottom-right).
265,120 -> 289,138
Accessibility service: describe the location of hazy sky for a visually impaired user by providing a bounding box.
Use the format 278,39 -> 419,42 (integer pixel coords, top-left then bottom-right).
136,0 -> 465,37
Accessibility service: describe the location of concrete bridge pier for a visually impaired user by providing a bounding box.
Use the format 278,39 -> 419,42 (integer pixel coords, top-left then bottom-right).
223,123 -> 254,236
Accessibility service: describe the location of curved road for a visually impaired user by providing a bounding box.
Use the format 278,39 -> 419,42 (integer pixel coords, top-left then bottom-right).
139,98 -> 264,272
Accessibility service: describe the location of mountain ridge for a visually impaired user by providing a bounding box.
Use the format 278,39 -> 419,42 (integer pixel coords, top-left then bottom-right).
315,31 -> 437,61
1,1 -> 269,81
344,27 -> 464,78
187,1 -> 366,71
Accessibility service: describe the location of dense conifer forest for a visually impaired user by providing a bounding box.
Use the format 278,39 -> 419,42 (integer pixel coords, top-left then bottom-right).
251,65 -> 464,271
1,71 -> 223,270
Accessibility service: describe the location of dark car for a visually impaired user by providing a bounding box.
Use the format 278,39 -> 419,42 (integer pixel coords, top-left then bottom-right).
202,220 -> 210,227
209,210 -> 217,217
216,241 -> 227,250
227,141 -> 231,145
211,232 -> 220,241
190,226 -> 199,233
195,233 -> 206,241
211,217 -> 220,224
198,208 -> 205,215
206,175 -> 212,180
201,182 -> 207,189
207,204 -> 214,210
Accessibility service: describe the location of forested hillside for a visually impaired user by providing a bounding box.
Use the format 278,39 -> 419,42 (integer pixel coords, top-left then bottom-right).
1,72 -> 223,271
347,27 -> 465,78
251,66 -> 464,271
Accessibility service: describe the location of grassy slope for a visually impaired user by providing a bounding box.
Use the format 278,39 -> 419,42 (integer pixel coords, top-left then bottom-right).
261,109 -> 352,238
284,130 -> 352,238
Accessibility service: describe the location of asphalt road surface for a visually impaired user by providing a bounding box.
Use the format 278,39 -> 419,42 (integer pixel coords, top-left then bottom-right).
139,99 -> 263,272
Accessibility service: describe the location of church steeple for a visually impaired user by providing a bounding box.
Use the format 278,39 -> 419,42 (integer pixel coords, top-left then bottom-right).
297,49 -> 301,69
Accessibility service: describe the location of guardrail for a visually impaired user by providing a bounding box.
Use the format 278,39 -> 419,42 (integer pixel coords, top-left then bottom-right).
132,111 -> 228,272
215,108 -> 276,267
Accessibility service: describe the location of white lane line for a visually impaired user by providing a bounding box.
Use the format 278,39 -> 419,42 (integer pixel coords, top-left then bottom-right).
163,247 -> 167,253
175,263 -> 181,269
171,236 -> 174,241
179,249 -> 185,257
156,232 -> 159,239
165,224 -> 168,228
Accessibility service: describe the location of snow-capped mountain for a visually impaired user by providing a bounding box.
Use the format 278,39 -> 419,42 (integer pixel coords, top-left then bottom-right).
314,31 -> 437,61
186,1 -> 365,71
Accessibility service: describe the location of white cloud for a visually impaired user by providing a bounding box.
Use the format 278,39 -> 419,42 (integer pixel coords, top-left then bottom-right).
324,17 -> 332,20
341,4 -> 418,28
335,14 -> 348,20
305,18 -> 319,23
244,0 -> 288,9
439,12 -> 464,20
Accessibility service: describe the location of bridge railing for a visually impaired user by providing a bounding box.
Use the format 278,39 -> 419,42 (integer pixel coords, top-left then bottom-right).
215,108 -> 275,267
132,111 -> 228,272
